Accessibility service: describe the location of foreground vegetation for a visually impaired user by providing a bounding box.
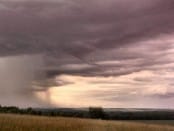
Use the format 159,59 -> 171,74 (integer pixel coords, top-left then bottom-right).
0,114 -> 174,131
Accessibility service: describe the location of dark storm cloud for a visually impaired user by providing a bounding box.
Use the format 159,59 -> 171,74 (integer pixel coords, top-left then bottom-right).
1,0 -> 174,108
0,0 -> 174,77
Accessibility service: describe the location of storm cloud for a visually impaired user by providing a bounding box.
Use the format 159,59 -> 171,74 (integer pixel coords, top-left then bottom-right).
0,0 -> 174,108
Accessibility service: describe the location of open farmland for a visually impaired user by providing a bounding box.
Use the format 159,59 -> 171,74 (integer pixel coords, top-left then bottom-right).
0,114 -> 174,131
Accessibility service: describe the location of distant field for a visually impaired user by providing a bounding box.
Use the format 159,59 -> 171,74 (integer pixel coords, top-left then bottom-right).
0,114 -> 174,131
137,120 -> 174,127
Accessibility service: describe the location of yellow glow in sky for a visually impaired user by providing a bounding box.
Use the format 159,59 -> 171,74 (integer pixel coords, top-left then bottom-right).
35,70 -> 174,108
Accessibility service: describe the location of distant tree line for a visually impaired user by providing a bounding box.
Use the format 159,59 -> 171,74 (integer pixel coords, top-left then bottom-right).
0,105 -> 174,120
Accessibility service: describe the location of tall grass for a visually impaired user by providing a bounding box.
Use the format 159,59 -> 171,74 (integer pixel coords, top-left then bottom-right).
0,114 -> 173,131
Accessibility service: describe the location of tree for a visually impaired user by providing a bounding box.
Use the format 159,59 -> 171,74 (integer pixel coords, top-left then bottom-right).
89,107 -> 105,119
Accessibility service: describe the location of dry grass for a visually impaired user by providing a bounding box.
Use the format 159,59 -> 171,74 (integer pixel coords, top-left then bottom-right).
0,114 -> 174,131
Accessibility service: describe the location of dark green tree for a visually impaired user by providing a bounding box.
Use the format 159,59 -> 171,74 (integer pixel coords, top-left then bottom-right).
89,107 -> 105,119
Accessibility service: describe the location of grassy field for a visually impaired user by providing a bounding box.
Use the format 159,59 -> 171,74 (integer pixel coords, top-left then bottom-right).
0,114 -> 174,131
137,120 -> 174,126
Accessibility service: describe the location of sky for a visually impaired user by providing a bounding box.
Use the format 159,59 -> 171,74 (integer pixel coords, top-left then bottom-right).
0,0 -> 174,108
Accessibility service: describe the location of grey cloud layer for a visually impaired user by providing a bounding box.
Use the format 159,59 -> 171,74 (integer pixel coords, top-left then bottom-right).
1,0 -> 174,107
1,0 -> 174,48
0,0 -> 174,81
0,0 -> 174,56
